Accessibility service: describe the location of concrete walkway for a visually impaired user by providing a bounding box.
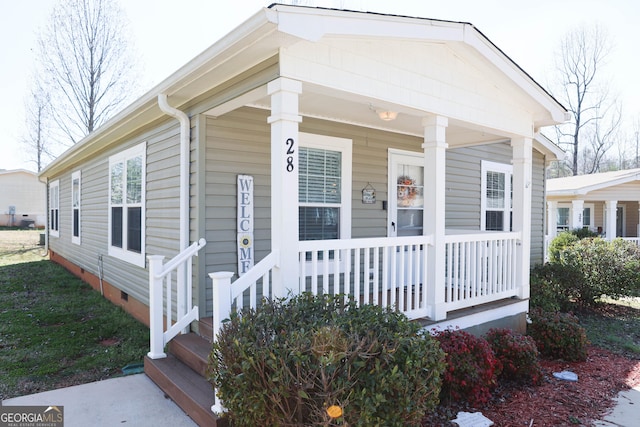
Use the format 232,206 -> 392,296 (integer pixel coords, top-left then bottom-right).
2,374 -> 196,427
593,384 -> 640,427
2,374 -> 638,426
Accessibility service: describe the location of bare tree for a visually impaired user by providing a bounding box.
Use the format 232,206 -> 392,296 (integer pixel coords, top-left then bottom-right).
22,77 -> 54,172
37,0 -> 139,144
551,23 -> 621,175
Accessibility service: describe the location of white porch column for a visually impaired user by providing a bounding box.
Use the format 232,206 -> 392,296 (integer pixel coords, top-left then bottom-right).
547,201 -> 558,240
267,78 -> 302,297
423,115 -> 448,321
605,200 -> 617,241
571,199 -> 584,230
512,137 -> 532,300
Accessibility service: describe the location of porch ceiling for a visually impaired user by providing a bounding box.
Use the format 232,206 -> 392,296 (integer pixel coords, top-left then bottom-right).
206,82 -> 507,148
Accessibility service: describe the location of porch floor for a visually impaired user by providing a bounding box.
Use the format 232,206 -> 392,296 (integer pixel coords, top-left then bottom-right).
416,297 -> 529,335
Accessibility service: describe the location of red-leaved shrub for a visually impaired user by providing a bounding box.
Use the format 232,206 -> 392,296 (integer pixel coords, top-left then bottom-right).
433,328 -> 498,406
527,309 -> 588,362
484,328 -> 542,385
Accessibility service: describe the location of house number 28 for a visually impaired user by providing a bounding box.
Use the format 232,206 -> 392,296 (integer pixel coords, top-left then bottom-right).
285,138 -> 295,172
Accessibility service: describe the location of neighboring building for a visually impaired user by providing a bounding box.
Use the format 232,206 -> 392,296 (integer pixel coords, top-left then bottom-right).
0,169 -> 46,228
39,5 -> 567,423
547,168 -> 640,243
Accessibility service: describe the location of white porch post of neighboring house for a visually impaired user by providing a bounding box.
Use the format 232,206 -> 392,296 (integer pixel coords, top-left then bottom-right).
605,200 -> 617,241
547,201 -> 558,239
268,77 -> 302,298
423,115 -> 448,321
571,199 -> 584,230
512,137 -> 532,300
637,203 -> 640,237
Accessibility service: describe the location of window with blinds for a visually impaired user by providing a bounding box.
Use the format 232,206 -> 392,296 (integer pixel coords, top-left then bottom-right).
481,161 -> 512,231
298,147 -> 341,240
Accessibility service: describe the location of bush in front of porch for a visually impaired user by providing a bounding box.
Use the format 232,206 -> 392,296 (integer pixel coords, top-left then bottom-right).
433,329 -> 499,407
208,293 -> 445,427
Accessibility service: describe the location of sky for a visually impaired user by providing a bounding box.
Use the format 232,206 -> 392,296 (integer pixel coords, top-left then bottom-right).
1,0 -> 639,172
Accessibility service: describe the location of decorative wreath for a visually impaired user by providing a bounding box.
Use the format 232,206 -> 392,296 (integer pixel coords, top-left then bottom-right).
397,175 -> 418,206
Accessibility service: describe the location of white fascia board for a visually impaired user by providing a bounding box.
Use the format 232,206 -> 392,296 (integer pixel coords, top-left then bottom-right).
271,5 -> 464,43
533,132 -> 565,160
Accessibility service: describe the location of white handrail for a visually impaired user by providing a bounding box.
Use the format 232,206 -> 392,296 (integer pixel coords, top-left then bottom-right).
154,238 -> 206,280
230,251 -> 279,301
147,238 -> 207,359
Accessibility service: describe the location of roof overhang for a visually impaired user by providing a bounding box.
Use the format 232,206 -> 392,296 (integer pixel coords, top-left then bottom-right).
40,4 -> 568,179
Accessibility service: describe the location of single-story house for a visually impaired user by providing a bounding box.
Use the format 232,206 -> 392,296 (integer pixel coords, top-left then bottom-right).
0,169 -> 46,228
39,4 -> 567,424
546,168 -> 640,245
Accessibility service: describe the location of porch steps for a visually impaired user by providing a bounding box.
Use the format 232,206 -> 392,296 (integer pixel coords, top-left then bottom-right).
144,319 -> 226,427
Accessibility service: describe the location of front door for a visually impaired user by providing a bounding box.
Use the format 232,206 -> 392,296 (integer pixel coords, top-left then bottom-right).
617,206 -> 624,237
388,150 -> 424,237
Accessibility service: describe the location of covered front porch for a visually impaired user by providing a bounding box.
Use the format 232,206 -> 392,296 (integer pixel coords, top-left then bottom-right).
209,76 -> 536,328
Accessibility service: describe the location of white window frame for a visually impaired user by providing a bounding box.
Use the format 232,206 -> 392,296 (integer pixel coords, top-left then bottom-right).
557,202 -> 595,231
583,203 -> 595,231
557,204 -> 571,231
480,160 -> 512,231
71,171 -> 81,245
108,143 -> 146,267
299,132 -> 352,241
49,180 -> 60,238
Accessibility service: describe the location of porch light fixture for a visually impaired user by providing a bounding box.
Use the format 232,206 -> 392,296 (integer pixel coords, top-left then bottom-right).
377,110 -> 398,121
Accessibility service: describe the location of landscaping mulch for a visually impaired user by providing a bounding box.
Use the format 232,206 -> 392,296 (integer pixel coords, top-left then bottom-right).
422,346 -> 640,426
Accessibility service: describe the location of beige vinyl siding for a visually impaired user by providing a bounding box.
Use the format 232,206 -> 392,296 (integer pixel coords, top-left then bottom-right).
445,142 -> 512,230
530,150 -> 545,265
47,119 -> 183,306
626,202 -> 639,237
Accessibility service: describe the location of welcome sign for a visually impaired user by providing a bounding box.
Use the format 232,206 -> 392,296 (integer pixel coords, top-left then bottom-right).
237,175 -> 254,275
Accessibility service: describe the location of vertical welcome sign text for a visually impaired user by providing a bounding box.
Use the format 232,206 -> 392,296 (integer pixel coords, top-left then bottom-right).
237,175 -> 254,275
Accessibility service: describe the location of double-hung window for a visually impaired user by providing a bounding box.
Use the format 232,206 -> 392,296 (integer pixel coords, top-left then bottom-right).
298,133 -> 352,244
49,180 -> 59,237
557,206 -> 570,231
481,161 -> 512,231
109,143 -> 145,266
71,171 -> 81,244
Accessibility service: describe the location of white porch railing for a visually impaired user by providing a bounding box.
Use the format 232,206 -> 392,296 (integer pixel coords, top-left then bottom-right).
443,232 -> 520,312
208,232 -> 522,412
147,238 -> 206,359
298,235 -> 433,320
622,237 -> 640,246
209,250 -> 279,413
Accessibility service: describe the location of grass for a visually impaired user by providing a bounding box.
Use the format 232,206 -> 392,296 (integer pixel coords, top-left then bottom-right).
578,296 -> 640,359
0,229 -> 150,400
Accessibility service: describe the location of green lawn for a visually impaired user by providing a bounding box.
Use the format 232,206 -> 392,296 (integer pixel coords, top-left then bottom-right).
0,230 -> 149,400
578,297 -> 640,359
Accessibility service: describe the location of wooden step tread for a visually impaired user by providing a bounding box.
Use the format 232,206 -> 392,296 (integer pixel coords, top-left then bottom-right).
198,317 -> 214,343
145,355 -> 222,427
170,333 -> 212,377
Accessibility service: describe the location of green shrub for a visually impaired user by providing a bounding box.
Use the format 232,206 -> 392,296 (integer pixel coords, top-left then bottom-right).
570,227 -> 598,239
530,264 -> 573,312
556,238 -> 640,306
527,309 -> 588,361
547,231 -> 579,264
433,329 -> 498,406
208,293 -> 445,427
484,328 -> 542,385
